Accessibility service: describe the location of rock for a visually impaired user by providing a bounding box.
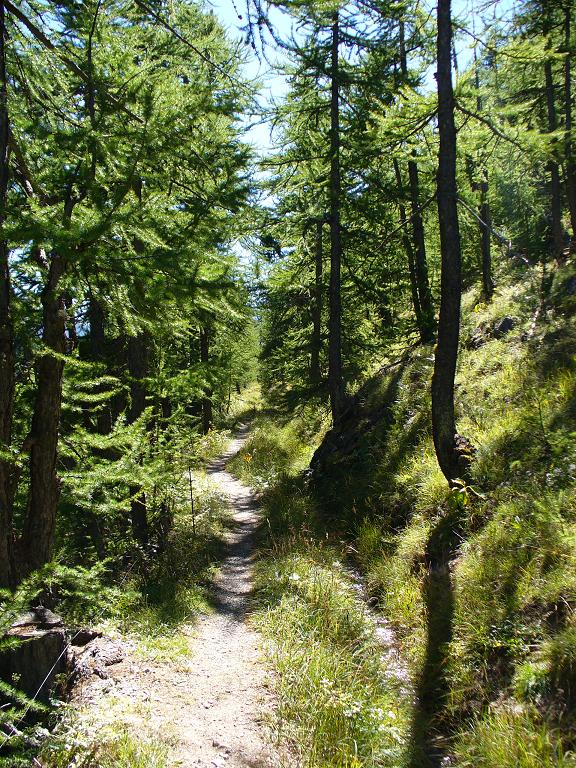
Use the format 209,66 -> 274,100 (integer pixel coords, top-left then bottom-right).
468,316 -> 517,349
455,433 -> 477,468
468,323 -> 490,349
68,636 -> 125,685
492,315 -> 516,338
561,275 -> 576,296
70,628 -> 103,647
13,606 -> 63,629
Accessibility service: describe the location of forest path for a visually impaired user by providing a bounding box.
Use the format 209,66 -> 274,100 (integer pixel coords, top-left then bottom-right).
170,425 -> 279,767
70,426 -> 280,768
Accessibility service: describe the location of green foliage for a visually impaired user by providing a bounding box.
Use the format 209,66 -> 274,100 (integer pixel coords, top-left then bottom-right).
232,414 -> 410,767
301,264 -> 576,759
454,707 -> 575,768
100,477 -> 231,657
39,717 -> 171,768
228,408 -> 324,489
256,536 -> 408,768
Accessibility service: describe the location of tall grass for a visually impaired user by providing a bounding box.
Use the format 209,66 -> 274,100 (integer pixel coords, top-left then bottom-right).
237,414 -> 410,767
255,545 -> 409,767
251,263 -> 576,765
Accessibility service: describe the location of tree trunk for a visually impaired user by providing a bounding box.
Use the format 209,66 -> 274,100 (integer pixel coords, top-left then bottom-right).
88,295 -> 112,434
479,171 -> 494,298
200,325 -> 212,435
475,56 -> 495,299
127,332 -> 149,547
564,2 -> 576,240
432,0 -> 464,485
408,159 -> 435,339
21,253 -> 67,574
0,0 -> 14,588
393,158 -> 424,334
398,20 -> 435,342
328,13 -> 347,426
545,58 -> 564,261
310,219 -> 323,385
0,619 -> 66,704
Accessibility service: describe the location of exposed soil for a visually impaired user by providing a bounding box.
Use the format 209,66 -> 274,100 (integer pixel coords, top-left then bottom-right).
71,427 -> 280,768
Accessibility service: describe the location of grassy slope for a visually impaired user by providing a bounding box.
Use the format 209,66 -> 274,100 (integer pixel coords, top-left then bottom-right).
238,258 -> 576,767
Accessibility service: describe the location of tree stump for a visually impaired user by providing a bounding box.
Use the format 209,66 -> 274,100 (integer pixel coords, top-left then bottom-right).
0,609 -> 67,705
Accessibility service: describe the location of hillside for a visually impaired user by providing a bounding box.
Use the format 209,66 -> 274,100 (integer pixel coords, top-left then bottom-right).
2,0 -> 576,765
231,257 -> 576,767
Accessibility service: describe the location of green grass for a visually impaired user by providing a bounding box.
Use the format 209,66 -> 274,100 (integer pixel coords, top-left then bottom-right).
228,405 -> 325,490
247,432 -> 410,767
103,474 -> 232,659
250,260 -> 576,765
454,707 -> 576,768
255,544 -> 409,767
25,476 -> 234,766
38,716 -> 172,768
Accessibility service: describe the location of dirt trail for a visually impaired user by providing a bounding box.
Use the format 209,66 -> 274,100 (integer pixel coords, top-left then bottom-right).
71,427 -> 280,768
177,426 -> 279,767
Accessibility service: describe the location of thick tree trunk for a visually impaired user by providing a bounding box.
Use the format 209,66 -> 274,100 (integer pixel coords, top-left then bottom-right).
432,0 -> 464,484
328,13 -> 347,425
393,158 -> 424,334
408,159 -> 435,340
0,0 -> 14,588
545,58 -> 564,261
200,325 -> 212,435
128,332 -> 149,547
0,617 -> 66,704
310,219 -> 323,385
21,254 -> 67,574
564,3 -> 576,240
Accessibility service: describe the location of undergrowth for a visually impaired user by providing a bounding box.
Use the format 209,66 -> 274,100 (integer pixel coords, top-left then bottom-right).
236,411 -> 410,767
38,712 -> 172,768
228,400 -> 327,489
0,466 -> 234,766
310,260 -> 576,764
248,260 -> 576,766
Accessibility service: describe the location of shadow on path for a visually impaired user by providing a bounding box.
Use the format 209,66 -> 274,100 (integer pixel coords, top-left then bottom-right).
407,512 -> 461,768
205,422 -> 260,622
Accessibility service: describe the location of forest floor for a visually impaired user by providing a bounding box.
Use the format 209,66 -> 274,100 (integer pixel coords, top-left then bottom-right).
68,426 -> 281,768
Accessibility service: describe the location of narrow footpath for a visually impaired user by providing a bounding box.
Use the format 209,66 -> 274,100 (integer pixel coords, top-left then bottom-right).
70,427 -> 279,768
177,427 -> 279,767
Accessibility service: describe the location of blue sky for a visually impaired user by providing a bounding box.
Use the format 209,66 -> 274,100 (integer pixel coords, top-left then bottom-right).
208,0 -> 517,152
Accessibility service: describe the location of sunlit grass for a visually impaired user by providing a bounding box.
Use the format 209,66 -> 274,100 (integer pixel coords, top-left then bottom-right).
255,546 -> 409,767
39,710 -> 173,768
454,707 -> 575,768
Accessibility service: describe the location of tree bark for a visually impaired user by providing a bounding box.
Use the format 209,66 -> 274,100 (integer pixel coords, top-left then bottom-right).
479,171 -> 494,298
564,2 -> 576,240
328,13 -> 347,426
398,21 -> 435,341
310,219 -> 323,385
393,158 -> 424,334
21,253 -> 67,574
200,325 -> 213,435
127,332 -> 149,547
472,50 -> 495,299
0,0 -> 14,587
88,294 -> 113,434
408,159 -> 435,339
545,58 -> 564,261
432,0 -> 464,484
